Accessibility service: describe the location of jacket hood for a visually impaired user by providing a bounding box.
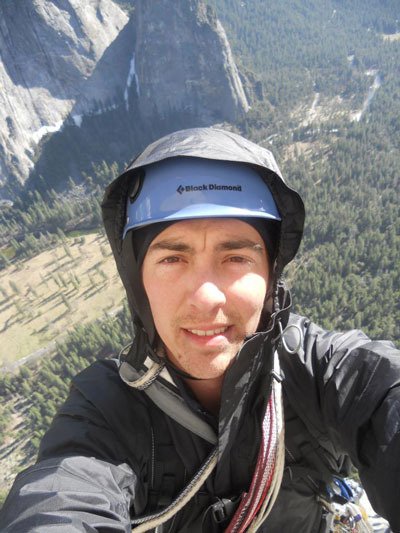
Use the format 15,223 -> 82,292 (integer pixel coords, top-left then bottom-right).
101,127 -> 305,350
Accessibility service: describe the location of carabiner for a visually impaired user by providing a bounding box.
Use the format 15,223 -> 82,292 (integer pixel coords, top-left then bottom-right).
278,322 -> 303,354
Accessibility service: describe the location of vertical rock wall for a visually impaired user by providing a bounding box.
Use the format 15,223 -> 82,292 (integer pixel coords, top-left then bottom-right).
0,0 -> 129,189
133,0 -> 250,123
0,0 -> 252,195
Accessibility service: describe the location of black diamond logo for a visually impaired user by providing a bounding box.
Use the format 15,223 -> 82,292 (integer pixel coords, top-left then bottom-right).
177,185 -> 185,194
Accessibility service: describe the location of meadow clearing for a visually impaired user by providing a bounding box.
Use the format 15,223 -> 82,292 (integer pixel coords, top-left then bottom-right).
0,232 -> 125,368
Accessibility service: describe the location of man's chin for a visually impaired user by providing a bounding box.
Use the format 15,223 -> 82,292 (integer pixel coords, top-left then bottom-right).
184,353 -> 238,380
165,343 -> 240,378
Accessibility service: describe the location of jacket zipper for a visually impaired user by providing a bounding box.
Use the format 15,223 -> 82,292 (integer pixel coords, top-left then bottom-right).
150,425 -> 155,489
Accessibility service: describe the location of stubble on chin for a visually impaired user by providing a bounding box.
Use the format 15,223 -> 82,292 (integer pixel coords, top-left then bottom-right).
168,333 -> 244,378
162,308 -> 262,375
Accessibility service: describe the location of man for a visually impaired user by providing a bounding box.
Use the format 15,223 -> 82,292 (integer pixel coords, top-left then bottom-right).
0,127 -> 399,532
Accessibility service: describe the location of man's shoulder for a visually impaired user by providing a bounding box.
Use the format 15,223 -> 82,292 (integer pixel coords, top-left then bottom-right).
72,359 -> 121,386
287,312 -> 372,353
69,358 -> 150,418
38,358 -> 155,464
282,312 -> 400,449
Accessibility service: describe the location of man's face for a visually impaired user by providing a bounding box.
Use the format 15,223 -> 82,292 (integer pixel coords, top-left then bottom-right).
142,218 -> 269,379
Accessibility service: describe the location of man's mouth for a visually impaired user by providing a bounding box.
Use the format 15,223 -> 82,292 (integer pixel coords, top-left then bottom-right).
186,326 -> 229,337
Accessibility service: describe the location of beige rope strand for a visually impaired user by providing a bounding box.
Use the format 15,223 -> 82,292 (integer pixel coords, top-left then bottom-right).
249,418 -> 285,531
120,360 -> 163,389
131,448 -> 218,533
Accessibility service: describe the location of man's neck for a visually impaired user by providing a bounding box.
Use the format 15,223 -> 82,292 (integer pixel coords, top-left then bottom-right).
184,375 -> 224,416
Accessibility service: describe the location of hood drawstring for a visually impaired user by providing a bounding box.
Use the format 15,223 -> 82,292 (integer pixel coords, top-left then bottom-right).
118,342 -> 166,390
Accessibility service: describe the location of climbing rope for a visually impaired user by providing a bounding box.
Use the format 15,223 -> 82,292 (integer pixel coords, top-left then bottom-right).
225,349 -> 285,533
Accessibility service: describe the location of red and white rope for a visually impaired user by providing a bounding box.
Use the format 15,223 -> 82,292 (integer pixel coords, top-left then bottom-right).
225,350 -> 285,533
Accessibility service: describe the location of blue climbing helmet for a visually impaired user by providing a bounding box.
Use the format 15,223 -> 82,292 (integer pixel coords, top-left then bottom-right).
123,156 -> 281,238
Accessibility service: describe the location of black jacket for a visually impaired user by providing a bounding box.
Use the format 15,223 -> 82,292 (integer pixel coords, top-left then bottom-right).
1,128 -> 399,532
1,314 -> 400,532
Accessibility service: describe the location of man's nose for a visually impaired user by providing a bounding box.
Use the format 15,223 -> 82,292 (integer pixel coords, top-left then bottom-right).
187,280 -> 227,312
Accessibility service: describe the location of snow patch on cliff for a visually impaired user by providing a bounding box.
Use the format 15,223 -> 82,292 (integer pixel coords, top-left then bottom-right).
31,121 -> 63,144
72,114 -> 83,128
124,53 -> 140,110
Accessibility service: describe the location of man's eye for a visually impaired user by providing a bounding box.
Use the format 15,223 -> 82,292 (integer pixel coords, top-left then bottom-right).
227,256 -> 251,263
159,256 -> 181,264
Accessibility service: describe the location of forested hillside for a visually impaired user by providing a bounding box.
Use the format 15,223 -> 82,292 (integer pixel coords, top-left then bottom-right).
209,0 -> 399,107
207,0 -> 400,339
0,0 -> 399,505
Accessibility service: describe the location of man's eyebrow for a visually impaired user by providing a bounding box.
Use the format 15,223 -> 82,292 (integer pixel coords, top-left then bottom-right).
147,240 -> 193,254
216,239 -> 264,254
147,238 -> 264,254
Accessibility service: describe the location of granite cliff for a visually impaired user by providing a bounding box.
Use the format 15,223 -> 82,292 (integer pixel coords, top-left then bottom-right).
0,0 -> 251,198
0,0 -> 130,193
132,0 -> 249,123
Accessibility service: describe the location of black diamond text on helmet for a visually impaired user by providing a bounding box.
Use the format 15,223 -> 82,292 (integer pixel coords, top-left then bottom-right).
176,184 -> 243,194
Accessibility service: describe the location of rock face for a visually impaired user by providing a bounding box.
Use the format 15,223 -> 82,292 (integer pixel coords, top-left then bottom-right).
0,0 -> 251,197
0,0 -> 130,191
133,0 -> 250,123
